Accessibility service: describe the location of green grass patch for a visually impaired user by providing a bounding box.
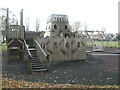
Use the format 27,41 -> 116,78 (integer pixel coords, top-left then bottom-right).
87,41 -> 120,47
1,43 -> 7,52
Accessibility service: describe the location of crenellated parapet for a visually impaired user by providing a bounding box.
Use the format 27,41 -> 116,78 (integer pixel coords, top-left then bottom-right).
45,14 -> 71,37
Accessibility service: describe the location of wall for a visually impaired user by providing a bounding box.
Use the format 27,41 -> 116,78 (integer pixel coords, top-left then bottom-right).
36,36 -> 86,62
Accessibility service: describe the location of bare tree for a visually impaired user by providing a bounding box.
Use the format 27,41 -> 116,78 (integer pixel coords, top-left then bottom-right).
101,27 -> 106,32
83,22 -> 88,31
35,17 -> 40,32
71,21 -> 82,32
0,15 -> 6,30
0,8 -> 18,42
0,8 -> 18,31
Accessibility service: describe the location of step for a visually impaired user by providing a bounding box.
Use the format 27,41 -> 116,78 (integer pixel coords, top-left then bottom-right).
31,69 -> 47,72
30,61 -> 37,63
30,61 -> 42,64
31,62 -> 42,65
29,48 -> 36,51
32,56 -> 38,58
31,60 -> 41,63
30,51 -> 36,53
30,53 -> 36,54
30,60 -> 36,62
30,50 -> 36,52
31,54 -> 38,58
32,66 -> 44,69
30,59 -> 40,62
31,52 -> 36,53
31,65 -> 39,67
30,60 -> 39,62
31,52 -> 36,54
30,59 -> 40,61
31,62 -> 42,64
31,63 -> 43,66
31,52 -> 37,54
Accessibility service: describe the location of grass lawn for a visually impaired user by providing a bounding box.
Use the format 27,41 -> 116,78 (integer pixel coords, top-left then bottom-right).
87,41 -> 120,47
0,43 -> 7,52
2,78 -> 119,89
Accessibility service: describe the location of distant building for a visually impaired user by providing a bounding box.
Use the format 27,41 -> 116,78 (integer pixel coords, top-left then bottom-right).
91,34 -> 101,39
114,33 -> 120,39
90,33 -> 114,40
115,33 -> 120,36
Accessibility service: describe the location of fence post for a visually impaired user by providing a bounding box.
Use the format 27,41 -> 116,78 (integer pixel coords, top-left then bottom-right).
47,54 -> 51,71
28,56 -> 31,74
7,44 -> 10,64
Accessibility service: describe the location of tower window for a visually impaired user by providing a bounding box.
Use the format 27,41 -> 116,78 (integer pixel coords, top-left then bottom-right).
66,42 -> 69,48
77,42 -> 80,47
52,30 -> 54,32
48,26 -> 50,29
54,25 -> 57,29
65,25 -> 67,29
54,42 -> 57,48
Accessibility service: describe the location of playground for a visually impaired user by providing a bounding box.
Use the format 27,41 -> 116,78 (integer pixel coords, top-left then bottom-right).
0,8 -> 119,88
2,43 -> 119,85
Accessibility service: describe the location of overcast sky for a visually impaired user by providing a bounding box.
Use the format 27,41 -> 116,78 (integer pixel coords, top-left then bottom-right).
0,0 -> 119,34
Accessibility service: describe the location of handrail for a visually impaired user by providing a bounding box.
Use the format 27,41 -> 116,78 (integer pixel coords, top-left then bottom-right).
24,40 -> 32,58
34,39 -> 47,57
34,39 -> 51,71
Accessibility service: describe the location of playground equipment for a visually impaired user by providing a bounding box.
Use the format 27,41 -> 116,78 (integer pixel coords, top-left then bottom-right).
5,8 -> 25,64
4,9 -> 86,73
4,8 -> 115,74
77,30 -> 112,47
4,8 -> 48,73
93,45 -> 103,52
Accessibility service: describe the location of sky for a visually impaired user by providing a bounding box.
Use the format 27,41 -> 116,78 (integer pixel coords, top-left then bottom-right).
0,0 -> 119,34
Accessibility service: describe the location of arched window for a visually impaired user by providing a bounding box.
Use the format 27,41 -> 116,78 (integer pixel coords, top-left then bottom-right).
41,44 -> 42,47
54,42 -> 57,48
54,17 -> 57,22
54,25 -> 57,29
48,26 -> 50,29
77,42 -> 80,47
66,42 -> 69,48
65,25 -> 67,29
41,43 -> 45,48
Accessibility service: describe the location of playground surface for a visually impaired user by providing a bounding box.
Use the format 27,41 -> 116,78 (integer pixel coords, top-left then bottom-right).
2,47 -> 119,85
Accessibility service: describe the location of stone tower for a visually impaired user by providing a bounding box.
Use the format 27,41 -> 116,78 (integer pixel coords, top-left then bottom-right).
45,14 -> 71,37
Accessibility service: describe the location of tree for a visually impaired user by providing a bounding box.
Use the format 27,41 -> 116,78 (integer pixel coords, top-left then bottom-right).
116,35 -> 120,40
35,17 -> 40,32
0,8 -> 18,31
83,22 -> 88,31
71,21 -> 82,32
101,27 -> 106,32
